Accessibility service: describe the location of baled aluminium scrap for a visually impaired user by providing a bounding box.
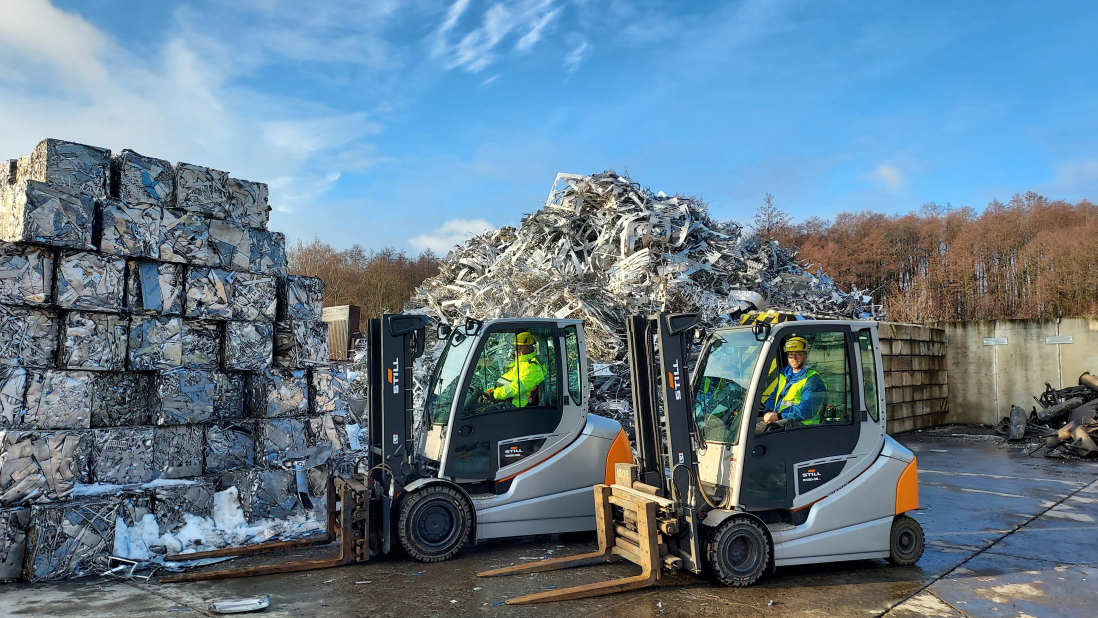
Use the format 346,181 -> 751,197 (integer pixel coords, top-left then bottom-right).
127,315 -> 182,370
96,198 -> 160,259
21,139 -> 110,200
125,260 -> 184,315
2,180 -> 95,248
278,275 -> 323,321
185,268 -> 233,320
22,370 -> 93,430
232,272 -> 277,322
23,498 -> 119,582
60,312 -> 128,371
247,368 -> 308,418
0,367 -> 27,429
89,372 -> 152,427
55,251 -> 125,311
0,306 -> 57,368
151,476 -> 215,532
221,468 -> 299,523
213,372 -> 246,420
0,430 -> 90,506
248,229 -> 287,275
110,149 -> 174,208
204,422 -> 254,474
90,427 -> 155,485
310,363 -> 349,414
152,425 -> 203,479
158,209 -> 210,265
308,413 -> 360,454
222,321 -> 273,371
255,418 -> 308,469
0,243 -> 53,306
0,507 -> 30,581
174,163 -> 229,219
152,368 -> 216,425
226,177 -> 270,229
208,218 -> 251,271
181,320 -> 221,370
274,320 -> 329,368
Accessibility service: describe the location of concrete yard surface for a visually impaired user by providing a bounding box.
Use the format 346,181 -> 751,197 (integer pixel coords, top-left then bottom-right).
3,427 -> 1096,618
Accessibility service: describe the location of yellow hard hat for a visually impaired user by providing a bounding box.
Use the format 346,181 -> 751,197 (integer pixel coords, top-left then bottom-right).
784,336 -> 809,352
516,332 -> 536,346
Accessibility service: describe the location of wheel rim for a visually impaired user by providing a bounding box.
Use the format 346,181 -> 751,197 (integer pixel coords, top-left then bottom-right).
415,500 -> 458,548
727,532 -> 759,573
897,529 -> 915,555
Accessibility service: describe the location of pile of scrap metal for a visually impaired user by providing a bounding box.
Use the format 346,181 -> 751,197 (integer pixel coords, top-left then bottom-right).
997,372 -> 1098,458
399,171 -> 878,432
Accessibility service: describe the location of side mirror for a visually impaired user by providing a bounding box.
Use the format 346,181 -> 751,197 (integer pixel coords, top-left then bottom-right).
437,323 -> 452,340
692,327 -> 706,345
752,321 -> 771,342
465,316 -> 483,336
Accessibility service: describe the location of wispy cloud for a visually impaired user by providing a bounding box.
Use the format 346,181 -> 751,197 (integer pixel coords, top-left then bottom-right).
875,165 -> 904,189
409,218 -> 495,253
431,0 -> 561,73
563,40 -> 589,72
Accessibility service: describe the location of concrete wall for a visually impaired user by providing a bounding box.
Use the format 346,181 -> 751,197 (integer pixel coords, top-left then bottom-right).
938,318 -> 1098,425
879,323 -> 948,434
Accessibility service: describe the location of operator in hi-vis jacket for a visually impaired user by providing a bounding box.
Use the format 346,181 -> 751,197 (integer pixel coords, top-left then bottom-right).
761,336 -> 827,424
479,332 -> 547,408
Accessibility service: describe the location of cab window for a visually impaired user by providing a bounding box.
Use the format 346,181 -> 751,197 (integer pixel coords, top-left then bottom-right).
462,327 -> 559,417
858,329 -> 880,422
693,329 -> 764,445
755,330 -> 852,435
564,326 -> 582,405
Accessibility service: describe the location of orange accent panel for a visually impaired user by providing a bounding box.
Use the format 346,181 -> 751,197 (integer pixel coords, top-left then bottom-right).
387,369 -> 393,383
896,457 -> 919,514
604,429 -> 634,486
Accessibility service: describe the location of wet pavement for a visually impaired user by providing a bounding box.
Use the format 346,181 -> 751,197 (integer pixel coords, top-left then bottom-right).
3,426 -> 1096,617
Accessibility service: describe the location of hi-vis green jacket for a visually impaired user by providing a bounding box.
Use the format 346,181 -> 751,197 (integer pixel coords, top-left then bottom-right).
491,352 -> 547,407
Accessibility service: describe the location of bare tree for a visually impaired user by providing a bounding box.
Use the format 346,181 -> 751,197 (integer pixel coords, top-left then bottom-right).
751,193 -> 793,241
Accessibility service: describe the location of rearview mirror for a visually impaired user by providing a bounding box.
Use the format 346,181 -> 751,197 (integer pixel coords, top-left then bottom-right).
465,316 -> 483,336
437,323 -> 452,340
752,321 -> 771,342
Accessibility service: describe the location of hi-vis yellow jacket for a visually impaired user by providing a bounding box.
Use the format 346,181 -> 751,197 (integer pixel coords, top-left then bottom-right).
761,365 -> 827,422
491,352 -> 547,407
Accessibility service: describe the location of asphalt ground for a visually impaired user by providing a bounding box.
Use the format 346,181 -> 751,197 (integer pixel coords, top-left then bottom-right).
3,426 -> 1096,618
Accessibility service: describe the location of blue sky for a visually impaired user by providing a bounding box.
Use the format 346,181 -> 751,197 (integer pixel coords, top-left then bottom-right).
1,1 -> 1096,254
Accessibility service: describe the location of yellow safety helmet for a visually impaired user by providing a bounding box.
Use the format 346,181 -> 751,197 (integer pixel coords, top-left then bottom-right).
783,336 -> 809,352
515,332 -> 536,346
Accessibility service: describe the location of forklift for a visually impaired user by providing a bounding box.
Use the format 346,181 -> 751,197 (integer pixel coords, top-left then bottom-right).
163,313 -> 634,581
478,311 -> 924,603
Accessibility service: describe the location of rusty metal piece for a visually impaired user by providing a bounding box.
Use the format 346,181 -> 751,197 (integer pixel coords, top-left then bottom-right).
1080,372 -> 1098,394
1036,397 -> 1084,423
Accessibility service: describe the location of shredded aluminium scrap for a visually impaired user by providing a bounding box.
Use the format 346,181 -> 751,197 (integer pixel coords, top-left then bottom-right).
221,468 -> 298,522
204,422 -> 255,474
1,181 -> 95,248
55,251 -> 125,311
89,372 -> 152,427
110,149 -> 174,208
0,306 -> 58,368
185,268 -> 233,319
60,312 -> 128,371
0,244 -> 53,306
208,219 -> 251,271
152,368 -> 216,425
127,316 -> 182,370
90,427 -> 155,485
21,139 -> 110,200
126,260 -> 184,315
0,430 -> 90,506
174,163 -> 229,219
0,367 -> 26,428
23,499 -> 118,582
152,425 -> 203,479
248,230 -> 286,275
232,272 -> 277,321
247,369 -> 308,418
274,320 -> 329,368
158,209 -> 209,265
181,320 -> 221,370
151,477 -> 215,532
96,198 -> 160,259
0,507 -> 29,581
278,275 -> 323,321
22,370 -> 93,430
227,178 -> 270,229
223,321 -> 273,370
310,364 -> 349,415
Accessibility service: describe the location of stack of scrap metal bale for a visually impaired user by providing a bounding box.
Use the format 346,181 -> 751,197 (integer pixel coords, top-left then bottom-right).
402,171 -> 876,433
0,139 -> 354,582
998,372 -> 1098,458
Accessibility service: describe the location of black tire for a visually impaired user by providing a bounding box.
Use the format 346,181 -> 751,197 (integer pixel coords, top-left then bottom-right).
397,485 -> 472,563
706,517 -> 770,587
887,515 -> 924,566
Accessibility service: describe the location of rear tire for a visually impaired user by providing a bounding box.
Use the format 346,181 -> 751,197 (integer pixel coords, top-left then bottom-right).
706,517 -> 770,587
397,485 -> 472,562
887,515 -> 924,566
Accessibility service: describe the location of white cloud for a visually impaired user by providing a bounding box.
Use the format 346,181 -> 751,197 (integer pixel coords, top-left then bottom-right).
409,218 -> 495,253
432,0 -> 560,73
875,165 -> 904,189
516,8 -> 560,50
563,40 -> 589,72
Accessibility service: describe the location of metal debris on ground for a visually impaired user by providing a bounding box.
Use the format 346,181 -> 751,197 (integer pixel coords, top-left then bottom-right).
110,149 -> 174,208
126,260 -> 184,315
255,418 -> 308,468
0,244 -> 53,306
174,163 -> 229,219
158,209 -> 210,265
0,507 -> 30,581
208,219 -> 251,271
152,425 -> 203,479
22,370 -> 93,430
1,181 -> 95,248
231,272 -> 277,322
221,468 -> 299,522
247,368 -> 308,418
60,312 -> 128,371
999,372 -> 1098,458
55,251 -> 125,311
22,139 -> 110,200
152,477 -> 216,533
0,430 -> 91,506
274,320 -> 329,368
0,367 -> 27,428
204,422 -> 255,474
181,320 -> 221,370
90,372 -> 153,427
153,368 -> 216,425
0,306 -> 58,368
208,595 -> 270,614
186,268 -> 233,320
226,178 -> 270,229
278,275 -> 323,321
23,498 -> 119,582
247,229 -> 286,275
127,315 -> 182,370
90,427 -> 155,485
223,321 -> 273,370
96,198 -> 160,259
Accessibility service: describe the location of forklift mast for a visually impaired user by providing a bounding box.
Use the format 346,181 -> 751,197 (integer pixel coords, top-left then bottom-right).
366,314 -> 429,488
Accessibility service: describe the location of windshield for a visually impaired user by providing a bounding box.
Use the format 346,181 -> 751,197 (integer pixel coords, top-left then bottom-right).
693,327 -> 764,445
425,326 -> 478,425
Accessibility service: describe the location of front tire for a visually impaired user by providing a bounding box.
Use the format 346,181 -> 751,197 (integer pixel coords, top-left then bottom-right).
706,518 -> 770,587
887,515 -> 924,566
397,485 -> 472,562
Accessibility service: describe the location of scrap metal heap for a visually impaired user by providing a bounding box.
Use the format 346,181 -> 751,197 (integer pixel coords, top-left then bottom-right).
998,372 -> 1098,458
405,171 -> 877,429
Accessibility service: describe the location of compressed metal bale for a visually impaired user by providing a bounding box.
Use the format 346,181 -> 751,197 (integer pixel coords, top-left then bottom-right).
23,498 -> 119,582
274,320 -> 329,368
310,363 -> 349,415
2,180 -> 95,248
125,260 -> 184,315
95,198 -> 160,259
247,368 -> 308,418
307,413 -> 362,454
248,229 -> 286,275
223,321 -> 273,371
153,368 -> 216,425
181,320 -> 221,370
152,425 -> 203,479
22,138 -> 110,200
174,163 -> 229,219
158,209 -> 210,265
151,476 -> 215,532
0,367 -> 27,429
226,177 -> 270,229
55,251 -> 125,311
0,430 -> 90,506
232,272 -> 276,322
185,267 -> 233,320
0,507 -> 30,581
90,427 -> 155,485
110,149 -> 174,208
255,418 -> 307,468
204,422 -> 254,474
0,243 -> 53,306
127,315 -> 182,370
22,370 -> 92,430
60,311 -> 128,371
89,372 -> 152,427
0,306 -> 57,369
207,218 -> 251,271
278,275 -> 324,321
213,372 -> 246,420
221,468 -> 299,523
